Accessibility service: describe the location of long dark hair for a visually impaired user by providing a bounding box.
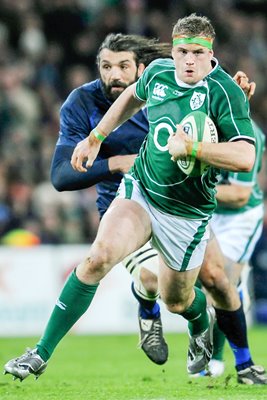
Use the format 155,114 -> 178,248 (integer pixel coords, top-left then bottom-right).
97,33 -> 171,68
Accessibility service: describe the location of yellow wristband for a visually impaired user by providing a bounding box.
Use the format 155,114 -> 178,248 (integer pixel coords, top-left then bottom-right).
93,128 -> 106,142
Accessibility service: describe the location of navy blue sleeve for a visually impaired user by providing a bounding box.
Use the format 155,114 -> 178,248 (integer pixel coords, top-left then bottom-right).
50,145 -> 118,191
57,88 -> 92,147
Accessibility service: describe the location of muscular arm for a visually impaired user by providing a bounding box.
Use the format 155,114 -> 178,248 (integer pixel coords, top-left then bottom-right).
51,146 -> 137,191
216,182 -> 252,208
197,140 -> 255,172
168,128 -> 255,172
51,146 -> 111,191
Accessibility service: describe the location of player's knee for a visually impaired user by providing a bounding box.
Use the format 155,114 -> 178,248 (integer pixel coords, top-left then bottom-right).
201,270 -> 217,290
161,292 -> 188,314
165,301 -> 187,314
84,242 -> 117,278
80,256 -> 107,280
200,258 -> 222,290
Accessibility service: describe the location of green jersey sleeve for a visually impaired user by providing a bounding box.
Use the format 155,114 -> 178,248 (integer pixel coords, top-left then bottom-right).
134,60 -> 154,101
216,119 -> 265,214
134,58 -> 173,102
208,69 -> 255,143
228,120 -> 265,186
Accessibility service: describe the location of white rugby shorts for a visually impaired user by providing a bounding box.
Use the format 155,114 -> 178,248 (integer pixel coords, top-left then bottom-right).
211,204 -> 264,263
117,174 -> 210,271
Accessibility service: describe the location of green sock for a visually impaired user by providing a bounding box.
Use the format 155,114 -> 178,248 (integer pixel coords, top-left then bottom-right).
37,270 -> 98,362
181,287 -> 208,336
212,321 -> 226,361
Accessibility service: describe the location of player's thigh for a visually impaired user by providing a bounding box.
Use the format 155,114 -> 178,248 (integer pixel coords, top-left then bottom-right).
150,207 -> 210,271
95,197 -> 152,261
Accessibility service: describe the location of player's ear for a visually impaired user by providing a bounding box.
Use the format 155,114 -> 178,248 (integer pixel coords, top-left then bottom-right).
137,63 -> 146,77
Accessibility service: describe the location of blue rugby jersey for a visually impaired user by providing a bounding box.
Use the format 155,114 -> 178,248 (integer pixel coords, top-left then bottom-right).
50,79 -> 148,217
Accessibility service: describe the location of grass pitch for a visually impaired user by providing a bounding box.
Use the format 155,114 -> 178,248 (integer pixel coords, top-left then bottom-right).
0,326 -> 267,400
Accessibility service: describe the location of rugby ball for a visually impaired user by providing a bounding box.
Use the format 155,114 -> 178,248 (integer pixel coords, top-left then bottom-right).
177,111 -> 218,177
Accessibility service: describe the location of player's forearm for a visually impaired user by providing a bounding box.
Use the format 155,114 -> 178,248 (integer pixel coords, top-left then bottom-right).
195,140 -> 255,172
108,154 -> 138,174
51,147 -> 112,190
215,184 -> 252,208
96,85 -> 144,136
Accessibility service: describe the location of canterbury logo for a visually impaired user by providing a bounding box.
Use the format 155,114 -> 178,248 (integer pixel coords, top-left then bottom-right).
56,299 -> 67,310
152,83 -> 168,99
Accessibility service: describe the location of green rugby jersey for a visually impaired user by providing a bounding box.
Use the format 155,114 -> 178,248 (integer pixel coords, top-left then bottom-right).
133,58 -> 255,219
215,121 -> 265,215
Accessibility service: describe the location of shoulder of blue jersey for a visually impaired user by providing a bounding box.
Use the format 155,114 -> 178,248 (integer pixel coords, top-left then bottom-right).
177,111 -> 218,177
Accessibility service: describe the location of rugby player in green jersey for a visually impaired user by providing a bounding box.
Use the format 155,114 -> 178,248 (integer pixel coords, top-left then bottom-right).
70,13 -> 263,382
70,12 -> 255,377
198,120 -> 266,381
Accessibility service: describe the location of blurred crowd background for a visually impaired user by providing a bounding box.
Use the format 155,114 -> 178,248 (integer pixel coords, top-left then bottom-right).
0,0 -> 267,305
